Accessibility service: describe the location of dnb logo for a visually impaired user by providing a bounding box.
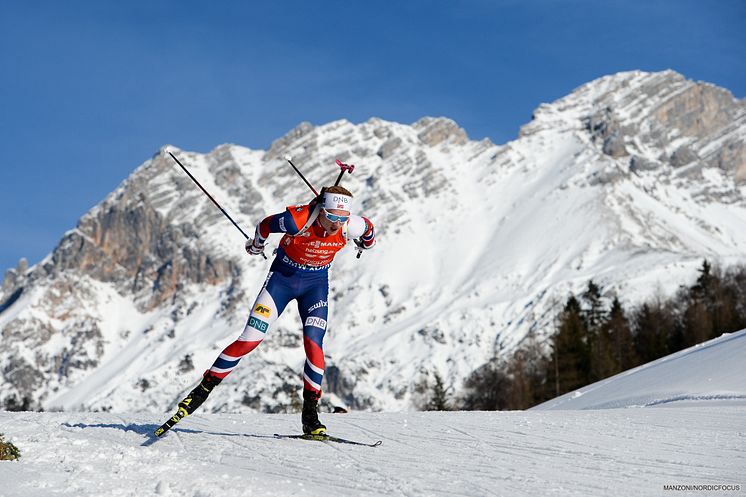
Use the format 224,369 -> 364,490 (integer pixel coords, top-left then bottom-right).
332,195 -> 349,208
253,303 -> 271,318
305,316 -> 327,330
249,316 -> 269,333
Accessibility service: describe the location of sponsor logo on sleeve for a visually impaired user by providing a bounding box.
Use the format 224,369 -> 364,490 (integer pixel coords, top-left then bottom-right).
305,316 -> 327,330
253,304 -> 271,318
279,217 -> 286,231
249,316 -> 269,333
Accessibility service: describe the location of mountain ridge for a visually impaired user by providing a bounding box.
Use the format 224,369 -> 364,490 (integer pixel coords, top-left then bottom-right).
1,69 -> 745,413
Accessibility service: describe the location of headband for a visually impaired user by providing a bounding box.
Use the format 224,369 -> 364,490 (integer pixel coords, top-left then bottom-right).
322,192 -> 352,212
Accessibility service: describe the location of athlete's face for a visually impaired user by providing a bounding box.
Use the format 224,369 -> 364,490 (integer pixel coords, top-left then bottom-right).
319,208 -> 349,233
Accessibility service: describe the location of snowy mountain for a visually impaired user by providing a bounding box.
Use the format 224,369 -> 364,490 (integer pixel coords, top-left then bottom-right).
1,70 -> 745,414
1,331 -> 743,496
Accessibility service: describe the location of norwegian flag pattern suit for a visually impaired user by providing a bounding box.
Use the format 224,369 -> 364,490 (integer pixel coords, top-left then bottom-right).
207,203 -> 376,398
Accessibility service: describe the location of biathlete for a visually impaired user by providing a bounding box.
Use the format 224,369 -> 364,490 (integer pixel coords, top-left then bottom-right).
172,185 -> 376,435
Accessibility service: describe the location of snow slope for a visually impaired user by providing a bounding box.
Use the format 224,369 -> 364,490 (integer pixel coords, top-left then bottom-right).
0,408 -> 743,497
533,329 -> 746,411
2,330 -> 744,496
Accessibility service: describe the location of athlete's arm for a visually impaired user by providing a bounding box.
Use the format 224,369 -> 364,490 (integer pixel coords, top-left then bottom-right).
250,207 -> 306,250
347,215 -> 376,249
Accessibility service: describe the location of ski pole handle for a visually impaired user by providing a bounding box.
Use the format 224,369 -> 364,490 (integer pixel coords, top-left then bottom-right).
353,239 -> 364,259
245,238 -> 268,259
334,159 -> 355,186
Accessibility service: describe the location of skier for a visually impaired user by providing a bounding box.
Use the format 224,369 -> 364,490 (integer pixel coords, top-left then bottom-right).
172,185 -> 376,435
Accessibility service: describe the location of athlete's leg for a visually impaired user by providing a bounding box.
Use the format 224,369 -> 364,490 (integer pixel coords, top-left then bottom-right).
206,271 -> 292,379
296,273 -> 330,397
296,272 -> 330,434
171,271 -> 295,421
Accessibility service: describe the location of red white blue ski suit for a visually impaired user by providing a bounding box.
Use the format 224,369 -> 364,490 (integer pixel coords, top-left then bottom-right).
206,203 -> 376,397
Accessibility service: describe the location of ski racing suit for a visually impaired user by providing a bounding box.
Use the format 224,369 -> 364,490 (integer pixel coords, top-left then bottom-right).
205,203 -> 376,397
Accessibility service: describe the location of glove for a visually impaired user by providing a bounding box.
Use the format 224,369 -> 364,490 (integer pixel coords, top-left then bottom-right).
245,237 -> 265,256
354,239 -> 374,251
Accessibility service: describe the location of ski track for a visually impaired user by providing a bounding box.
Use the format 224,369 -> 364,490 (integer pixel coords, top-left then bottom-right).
1,408 -> 744,497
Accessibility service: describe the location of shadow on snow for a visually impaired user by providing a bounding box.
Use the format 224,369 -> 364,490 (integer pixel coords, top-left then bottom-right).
60,422 -> 278,447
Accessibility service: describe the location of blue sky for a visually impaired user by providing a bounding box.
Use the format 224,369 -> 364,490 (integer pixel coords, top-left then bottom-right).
1,0 -> 744,274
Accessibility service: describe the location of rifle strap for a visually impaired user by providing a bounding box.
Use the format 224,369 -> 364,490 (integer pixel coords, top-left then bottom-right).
293,203 -> 322,237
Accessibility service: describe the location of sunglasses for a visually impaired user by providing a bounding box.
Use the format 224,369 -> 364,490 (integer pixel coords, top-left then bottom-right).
323,210 -> 349,223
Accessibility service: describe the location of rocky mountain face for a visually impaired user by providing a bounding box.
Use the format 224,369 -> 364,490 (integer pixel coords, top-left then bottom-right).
1,70 -> 745,414
524,70 -> 746,182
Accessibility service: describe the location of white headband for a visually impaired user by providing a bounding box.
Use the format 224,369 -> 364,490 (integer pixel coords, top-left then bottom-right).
323,192 -> 352,212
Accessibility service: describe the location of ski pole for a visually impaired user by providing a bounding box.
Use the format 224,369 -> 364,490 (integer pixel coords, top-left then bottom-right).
334,159 -> 355,186
283,155 -> 319,196
168,151 -> 267,259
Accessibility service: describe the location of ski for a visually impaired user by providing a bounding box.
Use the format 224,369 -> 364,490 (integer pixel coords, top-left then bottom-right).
153,374 -> 221,438
274,433 -> 382,447
153,407 -> 189,437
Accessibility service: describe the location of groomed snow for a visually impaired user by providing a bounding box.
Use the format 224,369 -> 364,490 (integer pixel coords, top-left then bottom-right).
0,407 -> 743,497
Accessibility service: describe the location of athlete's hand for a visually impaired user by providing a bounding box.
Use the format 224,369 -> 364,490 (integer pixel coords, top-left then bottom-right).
245,238 -> 265,256
354,239 -> 374,250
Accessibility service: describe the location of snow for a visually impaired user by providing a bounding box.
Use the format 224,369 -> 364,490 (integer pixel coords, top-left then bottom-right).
44,278 -> 158,411
3,69 -> 746,495
533,329 -> 746,411
2,330 -> 745,496
0,407 -> 743,497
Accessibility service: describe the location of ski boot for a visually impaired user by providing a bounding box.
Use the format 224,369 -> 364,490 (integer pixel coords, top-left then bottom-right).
178,372 -> 222,416
154,372 -> 223,437
301,389 -> 327,435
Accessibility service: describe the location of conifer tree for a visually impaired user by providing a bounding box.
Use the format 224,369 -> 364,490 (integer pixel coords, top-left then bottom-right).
606,297 -> 639,371
506,337 -> 548,410
581,280 -> 607,334
548,296 -> 591,395
459,263 -> 746,412
426,372 -> 451,411
590,324 -> 618,382
686,260 -> 717,343
633,300 -> 673,363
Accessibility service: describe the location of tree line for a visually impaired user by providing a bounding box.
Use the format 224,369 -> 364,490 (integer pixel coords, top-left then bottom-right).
425,261 -> 746,411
